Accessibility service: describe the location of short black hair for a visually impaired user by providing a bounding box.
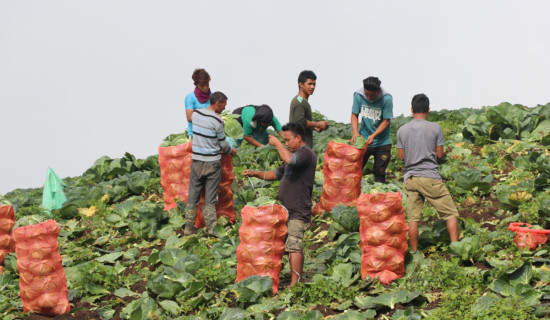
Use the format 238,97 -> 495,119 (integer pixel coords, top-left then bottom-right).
363,77 -> 381,91
210,91 -> 227,105
298,70 -> 317,84
282,122 -> 306,141
411,94 -> 430,113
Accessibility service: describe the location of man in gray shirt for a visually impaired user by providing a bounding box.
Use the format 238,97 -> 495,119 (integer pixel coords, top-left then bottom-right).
396,94 -> 459,252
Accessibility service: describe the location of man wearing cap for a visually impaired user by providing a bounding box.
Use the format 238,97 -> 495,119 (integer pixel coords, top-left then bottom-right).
230,105 -> 284,147
350,76 -> 393,183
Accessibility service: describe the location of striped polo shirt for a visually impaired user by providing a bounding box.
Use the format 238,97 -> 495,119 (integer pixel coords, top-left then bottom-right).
191,108 -> 232,161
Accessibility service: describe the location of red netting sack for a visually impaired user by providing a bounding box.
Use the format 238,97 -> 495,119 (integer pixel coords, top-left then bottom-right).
236,204 -> 288,294
508,222 -> 550,250
313,141 -> 365,215
12,220 -> 70,315
159,143 -> 193,212
357,192 -> 408,284
158,144 -> 236,228
0,205 -> 16,273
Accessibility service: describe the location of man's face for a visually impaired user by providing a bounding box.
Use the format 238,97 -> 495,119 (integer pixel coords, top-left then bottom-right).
364,88 -> 380,101
215,100 -> 227,114
299,79 -> 316,96
282,130 -> 301,152
196,81 -> 210,93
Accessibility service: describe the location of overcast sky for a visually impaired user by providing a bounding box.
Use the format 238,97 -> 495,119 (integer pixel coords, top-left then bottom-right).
1,1 -> 550,194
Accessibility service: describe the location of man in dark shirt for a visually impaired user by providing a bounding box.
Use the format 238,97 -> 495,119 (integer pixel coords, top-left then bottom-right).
243,122 -> 316,287
289,70 -> 329,146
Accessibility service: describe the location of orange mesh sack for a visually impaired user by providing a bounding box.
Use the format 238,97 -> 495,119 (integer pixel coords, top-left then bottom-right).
12,219 -> 70,315
0,205 -> 16,273
159,142 -> 193,212
236,204 -> 288,294
357,192 -> 408,284
508,222 -> 550,250
313,141 -> 365,215
159,144 -> 236,228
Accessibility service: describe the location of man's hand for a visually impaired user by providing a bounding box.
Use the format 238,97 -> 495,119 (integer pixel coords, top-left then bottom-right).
268,135 -> 282,146
242,169 -> 255,177
366,135 -> 375,146
317,121 -> 329,131
350,133 -> 361,143
231,148 -> 237,156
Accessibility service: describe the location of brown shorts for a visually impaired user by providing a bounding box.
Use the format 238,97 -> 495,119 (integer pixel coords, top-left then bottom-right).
285,219 -> 309,253
404,176 -> 459,222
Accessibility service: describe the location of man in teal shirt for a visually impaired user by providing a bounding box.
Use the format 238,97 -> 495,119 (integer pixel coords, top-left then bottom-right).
231,105 -> 283,147
351,76 -> 393,182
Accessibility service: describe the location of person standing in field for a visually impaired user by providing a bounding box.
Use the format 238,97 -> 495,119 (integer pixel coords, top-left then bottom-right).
230,104 -> 284,147
350,76 -> 393,182
396,93 -> 459,252
242,122 -> 316,287
289,70 -> 329,147
185,68 -> 212,138
184,92 -> 237,236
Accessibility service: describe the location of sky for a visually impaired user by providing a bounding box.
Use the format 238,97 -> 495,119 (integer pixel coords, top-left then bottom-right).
1,1 -> 550,194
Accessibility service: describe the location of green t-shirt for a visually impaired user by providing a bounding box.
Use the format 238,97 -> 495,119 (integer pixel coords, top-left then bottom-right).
289,95 -> 313,147
241,106 -> 282,144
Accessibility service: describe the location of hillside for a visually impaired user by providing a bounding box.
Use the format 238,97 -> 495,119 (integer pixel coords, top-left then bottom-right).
1,102 -> 550,319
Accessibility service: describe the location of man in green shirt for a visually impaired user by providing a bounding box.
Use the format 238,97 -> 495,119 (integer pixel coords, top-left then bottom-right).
289,70 -> 329,147
231,105 -> 283,147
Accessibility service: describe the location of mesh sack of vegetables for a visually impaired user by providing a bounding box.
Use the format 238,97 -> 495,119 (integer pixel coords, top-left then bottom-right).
158,141 -> 193,212
194,153 -> 236,228
0,204 -> 16,273
508,222 -> 550,250
313,139 -> 366,215
357,192 -> 408,284
12,219 -> 70,315
236,202 -> 288,294
159,139 -> 236,227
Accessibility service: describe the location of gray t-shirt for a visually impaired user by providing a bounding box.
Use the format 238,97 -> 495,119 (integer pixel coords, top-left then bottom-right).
396,119 -> 444,181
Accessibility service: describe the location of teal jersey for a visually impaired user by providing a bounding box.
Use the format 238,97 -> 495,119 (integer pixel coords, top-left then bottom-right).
351,89 -> 393,147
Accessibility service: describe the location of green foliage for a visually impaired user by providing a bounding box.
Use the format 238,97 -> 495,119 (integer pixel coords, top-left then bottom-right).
3,106 -> 550,319
449,236 -> 485,263
221,111 -> 245,140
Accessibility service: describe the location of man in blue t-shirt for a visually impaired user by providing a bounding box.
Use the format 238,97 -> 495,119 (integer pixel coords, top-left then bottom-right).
350,76 -> 393,182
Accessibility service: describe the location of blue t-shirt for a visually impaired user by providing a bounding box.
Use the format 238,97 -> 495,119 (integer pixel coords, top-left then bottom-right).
185,91 -> 210,136
351,89 -> 393,147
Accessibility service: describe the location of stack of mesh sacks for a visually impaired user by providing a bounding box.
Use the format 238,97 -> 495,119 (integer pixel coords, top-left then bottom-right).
0,204 -> 16,273
357,192 -> 408,284
313,140 -> 365,214
236,204 -> 288,294
158,142 -> 235,227
13,219 -> 70,315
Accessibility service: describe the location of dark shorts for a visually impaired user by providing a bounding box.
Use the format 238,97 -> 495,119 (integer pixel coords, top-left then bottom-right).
362,144 -> 391,183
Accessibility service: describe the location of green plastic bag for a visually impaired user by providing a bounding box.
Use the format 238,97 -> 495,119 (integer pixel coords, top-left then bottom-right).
41,168 -> 67,216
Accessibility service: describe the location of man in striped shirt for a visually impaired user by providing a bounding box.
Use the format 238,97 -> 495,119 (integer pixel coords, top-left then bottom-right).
185,91 -> 237,236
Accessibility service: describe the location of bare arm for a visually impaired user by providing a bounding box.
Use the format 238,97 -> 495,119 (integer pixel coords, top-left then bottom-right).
436,145 -> 444,159
269,135 -> 292,164
397,148 -> 404,161
366,119 -> 390,146
242,169 -> 277,181
350,113 -> 361,142
186,109 -> 194,122
243,135 -> 264,147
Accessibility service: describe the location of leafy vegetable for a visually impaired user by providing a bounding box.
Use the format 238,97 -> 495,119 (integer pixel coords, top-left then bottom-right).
221,112 -> 244,140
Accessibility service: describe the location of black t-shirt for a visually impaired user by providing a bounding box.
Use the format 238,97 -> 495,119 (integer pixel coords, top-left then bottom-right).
275,146 -> 316,222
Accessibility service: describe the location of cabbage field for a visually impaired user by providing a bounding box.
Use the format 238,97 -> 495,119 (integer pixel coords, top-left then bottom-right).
1,102 -> 550,319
